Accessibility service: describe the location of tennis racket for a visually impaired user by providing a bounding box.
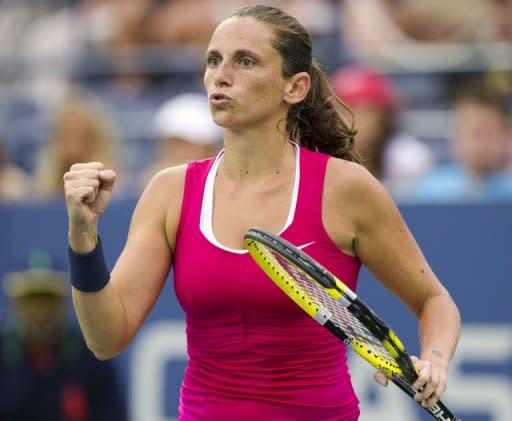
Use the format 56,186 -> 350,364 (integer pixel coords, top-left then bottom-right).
244,228 -> 460,421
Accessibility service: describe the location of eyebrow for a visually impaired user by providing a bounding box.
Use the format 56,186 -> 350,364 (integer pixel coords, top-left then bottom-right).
205,48 -> 264,61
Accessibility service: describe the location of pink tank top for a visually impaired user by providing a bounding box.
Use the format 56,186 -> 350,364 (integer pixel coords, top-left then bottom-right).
173,145 -> 362,420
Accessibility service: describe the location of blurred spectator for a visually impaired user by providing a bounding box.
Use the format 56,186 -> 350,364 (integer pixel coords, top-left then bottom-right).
80,0 -> 156,95
340,0 -> 486,68
33,94 -> 125,201
407,81 -> 512,202
0,249 -> 125,421
378,0 -> 483,42
17,0 -> 157,103
17,2 -> 87,106
139,92 -> 222,189
478,0 -> 512,42
89,0 -> 154,50
0,3 -> 59,58
147,0 -> 338,49
146,0 -> 218,47
331,65 -> 434,195
0,130 -> 33,202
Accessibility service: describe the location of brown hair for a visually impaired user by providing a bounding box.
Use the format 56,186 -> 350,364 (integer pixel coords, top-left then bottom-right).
35,95 -> 120,199
229,5 -> 361,162
453,80 -> 509,118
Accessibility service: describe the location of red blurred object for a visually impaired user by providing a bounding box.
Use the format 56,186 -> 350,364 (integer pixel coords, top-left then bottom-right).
60,383 -> 89,421
331,65 -> 400,111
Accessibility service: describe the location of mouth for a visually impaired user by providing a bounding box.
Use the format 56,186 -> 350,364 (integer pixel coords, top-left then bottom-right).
210,93 -> 231,104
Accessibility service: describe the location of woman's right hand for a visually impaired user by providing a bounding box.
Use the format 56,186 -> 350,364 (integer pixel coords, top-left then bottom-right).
63,162 -> 116,252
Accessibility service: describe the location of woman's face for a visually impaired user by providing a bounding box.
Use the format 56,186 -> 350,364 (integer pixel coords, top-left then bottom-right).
452,101 -> 510,175
203,17 -> 290,131
53,109 -> 95,164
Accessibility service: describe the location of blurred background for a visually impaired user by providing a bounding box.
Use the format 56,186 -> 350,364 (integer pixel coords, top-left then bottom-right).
0,1 -> 510,420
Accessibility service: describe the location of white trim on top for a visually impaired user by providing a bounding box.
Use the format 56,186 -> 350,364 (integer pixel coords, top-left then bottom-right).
199,143 -> 300,254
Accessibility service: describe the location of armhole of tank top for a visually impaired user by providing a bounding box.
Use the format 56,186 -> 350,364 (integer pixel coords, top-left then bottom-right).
318,155 -> 360,262
175,162 -> 195,241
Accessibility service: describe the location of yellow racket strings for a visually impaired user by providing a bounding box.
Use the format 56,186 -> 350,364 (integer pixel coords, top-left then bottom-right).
270,250 -> 402,374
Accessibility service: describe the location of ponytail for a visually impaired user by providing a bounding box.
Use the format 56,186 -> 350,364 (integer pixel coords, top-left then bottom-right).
287,62 -> 361,163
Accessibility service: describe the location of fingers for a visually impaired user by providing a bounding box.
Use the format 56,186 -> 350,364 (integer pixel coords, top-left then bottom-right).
411,356 -> 447,409
63,163 -> 116,207
70,162 -> 105,172
64,163 -> 114,249
98,169 -> 116,193
374,370 -> 389,387
64,172 -> 101,205
68,179 -> 100,204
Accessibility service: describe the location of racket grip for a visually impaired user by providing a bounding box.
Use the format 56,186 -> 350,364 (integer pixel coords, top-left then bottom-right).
434,399 -> 461,421
391,376 -> 460,420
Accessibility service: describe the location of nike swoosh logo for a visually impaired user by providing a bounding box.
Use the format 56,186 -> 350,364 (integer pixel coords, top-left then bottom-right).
296,241 -> 316,250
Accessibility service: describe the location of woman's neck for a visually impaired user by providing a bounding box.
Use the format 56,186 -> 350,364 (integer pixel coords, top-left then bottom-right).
219,128 -> 294,182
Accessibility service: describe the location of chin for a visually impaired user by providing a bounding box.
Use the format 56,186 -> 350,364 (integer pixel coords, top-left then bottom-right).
213,116 -> 237,130
211,112 -> 229,126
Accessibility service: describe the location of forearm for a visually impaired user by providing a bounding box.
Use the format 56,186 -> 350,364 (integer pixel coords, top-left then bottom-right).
72,284 -> 129,360
68,229 -> 128,360
418,293 -> 461,365
69,223 -> 98,254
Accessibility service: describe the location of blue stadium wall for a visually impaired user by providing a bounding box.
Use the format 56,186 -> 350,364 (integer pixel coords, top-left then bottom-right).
0,202 -> 511,421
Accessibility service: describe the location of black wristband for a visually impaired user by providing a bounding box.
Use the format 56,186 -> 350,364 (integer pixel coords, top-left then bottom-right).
68,237 -> 111,292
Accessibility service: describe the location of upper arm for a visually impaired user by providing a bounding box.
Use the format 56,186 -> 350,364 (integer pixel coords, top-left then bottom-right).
325,160 -> 446,317
108,166 -> 186,344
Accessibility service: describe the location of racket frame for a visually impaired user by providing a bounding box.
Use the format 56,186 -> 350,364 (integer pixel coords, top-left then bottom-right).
244,228 -> 460,421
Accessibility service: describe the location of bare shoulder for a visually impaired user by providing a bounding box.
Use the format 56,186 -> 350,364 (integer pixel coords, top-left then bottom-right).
324,157 -> 391,219
323,157 -> 399,254
144,165 -> 188,199
325,157 -> 384,199
137,165 -> 187,213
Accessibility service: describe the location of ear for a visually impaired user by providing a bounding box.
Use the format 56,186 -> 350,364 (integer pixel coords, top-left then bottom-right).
283,72 -> 311,105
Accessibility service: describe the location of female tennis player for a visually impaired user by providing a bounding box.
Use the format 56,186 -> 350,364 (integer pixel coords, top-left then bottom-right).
63,5 -> 460,420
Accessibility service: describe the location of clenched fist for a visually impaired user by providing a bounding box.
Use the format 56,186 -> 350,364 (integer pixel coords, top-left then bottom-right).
63,162 -> 116,252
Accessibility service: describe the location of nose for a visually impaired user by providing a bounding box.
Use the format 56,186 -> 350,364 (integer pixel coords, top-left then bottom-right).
213,61 -> 233,87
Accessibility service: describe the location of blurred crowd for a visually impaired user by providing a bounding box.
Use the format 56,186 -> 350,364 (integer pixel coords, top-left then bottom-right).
0,0 -> 511,205
0,1 -> 511,419
0,250 -> 126,421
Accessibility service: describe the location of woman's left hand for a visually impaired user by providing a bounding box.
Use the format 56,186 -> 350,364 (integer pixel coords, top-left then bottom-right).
373,355 -> 449,409
410,355 -> 449,409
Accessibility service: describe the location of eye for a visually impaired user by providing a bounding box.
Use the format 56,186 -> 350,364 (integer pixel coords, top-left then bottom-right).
207,55 -> 221,67
240,57 -> 255,68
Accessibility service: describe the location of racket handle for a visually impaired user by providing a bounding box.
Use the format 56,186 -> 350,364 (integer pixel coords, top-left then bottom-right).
391,376 -> 461,421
